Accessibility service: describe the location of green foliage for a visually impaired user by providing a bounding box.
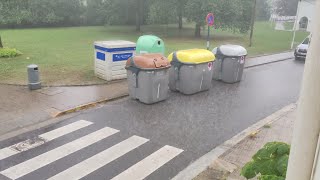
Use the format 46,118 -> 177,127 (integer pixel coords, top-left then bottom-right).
259,175 -> 285,180
185,0 -> 253,36
241,142 -> 290,179
0,0 -> 84,27
0,48 -> 22,58
1,0 -> 255,35
275,0 -> 299,16
185,0 -> 214,26
85,0 -> 108,25
256,0 -> 271,21
147,0 -> 177,25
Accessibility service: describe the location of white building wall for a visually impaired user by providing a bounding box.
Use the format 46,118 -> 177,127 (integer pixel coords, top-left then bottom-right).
296,1 -> 316,32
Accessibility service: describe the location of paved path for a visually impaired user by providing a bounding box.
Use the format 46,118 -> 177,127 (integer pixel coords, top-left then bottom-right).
0,59 -> 304,180
0,52 -> 294,137
0,81 -> 128,136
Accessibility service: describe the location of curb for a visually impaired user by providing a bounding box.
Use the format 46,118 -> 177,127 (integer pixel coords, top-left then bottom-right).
0,79 -> 127,88
245,57 -> 294,69
53,93 -> 129,118
247,50 -> 293,59
172,103 -> 297,180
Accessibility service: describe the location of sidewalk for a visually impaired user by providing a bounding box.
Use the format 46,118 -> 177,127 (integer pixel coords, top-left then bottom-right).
0,81 -> 128,137
193,104 -> 296,180
245,51 -> 294,68
0,51 -> 294,138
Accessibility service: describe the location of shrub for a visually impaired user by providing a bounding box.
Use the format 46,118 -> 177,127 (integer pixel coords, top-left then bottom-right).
241,142 -> 290,180
0,48 -> 22,58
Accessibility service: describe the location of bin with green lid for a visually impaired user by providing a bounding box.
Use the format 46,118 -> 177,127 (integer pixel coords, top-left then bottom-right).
126,54 -> 171,104
136,35 -> 165,55
168,49 -> 216,95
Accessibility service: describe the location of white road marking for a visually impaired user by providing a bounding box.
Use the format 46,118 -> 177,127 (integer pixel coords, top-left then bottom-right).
0,120 -> 93,161
111,145 -> 183,180
0,127 -> 119,179
48,136 -> 149,180
40,120 -> 93,141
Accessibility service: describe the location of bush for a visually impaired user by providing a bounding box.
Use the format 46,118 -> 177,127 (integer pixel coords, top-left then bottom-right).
0,48 -> 22,58
241,142 -> 290,180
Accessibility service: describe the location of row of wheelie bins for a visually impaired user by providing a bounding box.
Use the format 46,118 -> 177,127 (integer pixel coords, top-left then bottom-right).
126,35 -> 247,104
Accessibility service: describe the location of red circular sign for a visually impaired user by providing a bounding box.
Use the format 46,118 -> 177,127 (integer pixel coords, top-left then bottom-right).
206,13 -> 214,26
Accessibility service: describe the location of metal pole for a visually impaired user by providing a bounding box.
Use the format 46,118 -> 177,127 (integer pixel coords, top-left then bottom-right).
286,1 -> 320,179
291,0 -> 302,49
207,26 -> 210,50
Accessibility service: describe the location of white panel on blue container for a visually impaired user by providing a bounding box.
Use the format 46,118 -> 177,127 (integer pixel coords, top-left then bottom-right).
94,40 -> 136,81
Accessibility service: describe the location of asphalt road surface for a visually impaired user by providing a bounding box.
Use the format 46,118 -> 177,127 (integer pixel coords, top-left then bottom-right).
0,59 -> 305,180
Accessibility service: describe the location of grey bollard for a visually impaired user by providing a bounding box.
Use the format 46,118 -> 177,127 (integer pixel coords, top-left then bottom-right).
27,64 -> 41,90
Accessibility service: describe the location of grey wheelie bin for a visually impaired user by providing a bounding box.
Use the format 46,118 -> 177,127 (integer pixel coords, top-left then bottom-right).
212,45 -> 247,83
126,54 -> 171,104
168,49 -> 216,95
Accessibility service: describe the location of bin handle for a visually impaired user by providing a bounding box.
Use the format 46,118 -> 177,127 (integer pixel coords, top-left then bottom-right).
216,47 -> 224,80
127,57 -> 140,88
171,52 -> 183,81
154,57 -> 169,68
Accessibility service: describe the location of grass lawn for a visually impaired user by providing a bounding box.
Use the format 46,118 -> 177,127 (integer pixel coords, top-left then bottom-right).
0,22 -> 309,85
284,22 -> 294,31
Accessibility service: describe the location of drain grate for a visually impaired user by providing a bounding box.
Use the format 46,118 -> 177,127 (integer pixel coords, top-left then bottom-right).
10,137 -> 47,152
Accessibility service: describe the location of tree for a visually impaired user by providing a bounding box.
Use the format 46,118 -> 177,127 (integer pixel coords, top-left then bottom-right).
85,0 -> 106,25
249,0 -> 257,47
185,0 -> 253,37
275,0 -> 299,16
176,0 -> 187,30
185,0 -> 215,37
148,0 -> 177,25
256,0 -> 271,21
136,0 -> 142,31
0,35 -> 3,48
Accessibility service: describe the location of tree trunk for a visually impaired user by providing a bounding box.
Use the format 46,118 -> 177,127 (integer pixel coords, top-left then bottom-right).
136,0 -> 141,32
195,23 -> 201,37
178,14 -> 183,30
178,5 -> 183,30
0,35 -> 3,48
249,0 -> 257,47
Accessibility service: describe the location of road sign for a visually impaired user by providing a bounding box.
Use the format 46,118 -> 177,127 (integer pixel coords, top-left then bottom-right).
206,13 -> 214,50
206,13 -> 214,26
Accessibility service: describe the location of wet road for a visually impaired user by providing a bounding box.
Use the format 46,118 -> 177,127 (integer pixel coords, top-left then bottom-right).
0,59 -> 304,180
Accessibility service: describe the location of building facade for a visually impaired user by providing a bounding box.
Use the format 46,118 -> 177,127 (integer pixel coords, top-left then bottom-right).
296,0 -> 316,32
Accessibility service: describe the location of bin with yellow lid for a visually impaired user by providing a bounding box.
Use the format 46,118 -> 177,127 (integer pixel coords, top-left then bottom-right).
126,54 -> 171,104
168,49 -> 215,95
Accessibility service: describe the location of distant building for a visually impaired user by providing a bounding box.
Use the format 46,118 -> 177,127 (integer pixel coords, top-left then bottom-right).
295,0 -> 316,32
270,0 -> 315,32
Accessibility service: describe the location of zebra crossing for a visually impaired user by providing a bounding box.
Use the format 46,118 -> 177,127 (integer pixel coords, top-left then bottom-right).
0,120 -> 184,180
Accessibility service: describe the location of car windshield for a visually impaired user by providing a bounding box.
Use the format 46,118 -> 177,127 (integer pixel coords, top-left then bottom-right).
302,38 -> 310,45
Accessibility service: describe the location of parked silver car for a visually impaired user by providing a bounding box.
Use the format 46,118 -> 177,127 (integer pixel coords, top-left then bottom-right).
294,36 -> 310,60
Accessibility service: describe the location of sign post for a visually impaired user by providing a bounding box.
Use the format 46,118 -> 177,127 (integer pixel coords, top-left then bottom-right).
206,13 -> 214,50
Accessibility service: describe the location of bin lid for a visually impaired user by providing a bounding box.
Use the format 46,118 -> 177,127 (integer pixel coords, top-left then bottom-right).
168,49 -> 215,64
126,54 -> 171,70
137,35 -> 162,42
213,45 -> 247,57
27,64 -> 38,69
94,40 -> 136,48
136,35 -> 165,54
